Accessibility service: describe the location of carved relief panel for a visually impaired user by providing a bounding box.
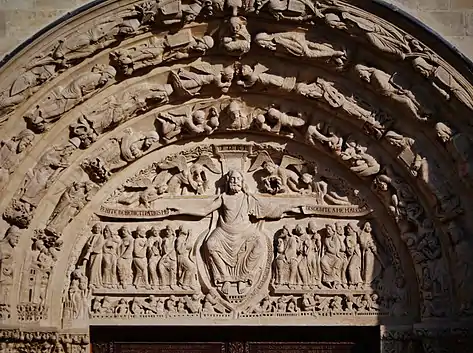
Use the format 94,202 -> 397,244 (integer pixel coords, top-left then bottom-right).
64,140 -> 409,326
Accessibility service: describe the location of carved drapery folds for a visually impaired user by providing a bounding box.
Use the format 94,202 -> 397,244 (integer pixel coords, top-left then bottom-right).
0,0 -> 472,350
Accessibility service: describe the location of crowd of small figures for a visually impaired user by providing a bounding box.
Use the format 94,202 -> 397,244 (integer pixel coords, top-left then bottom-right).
0,330 -> 88,353
272,221 -> 385,291
78,223 -> 197,291
89,292 -> 388,318
90,292 -> 230,317
250,293 -> 384,315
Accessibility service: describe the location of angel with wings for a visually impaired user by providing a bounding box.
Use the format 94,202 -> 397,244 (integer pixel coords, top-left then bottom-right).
169,63 -> 235,97
237,63 -> 297,92
156,106 -> 219,142
117,154 -> 220,207
248,151 -> 305,194
155,154 -> 221,196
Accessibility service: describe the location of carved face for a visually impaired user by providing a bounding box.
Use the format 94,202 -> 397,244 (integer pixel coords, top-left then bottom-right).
293,224 -> 304,236
17,134 -> 34,153
335,223 -> 344,235
346,223 -> 356,236
119,226 -> 131,238
307,220 -> 317,234
363,222 -> 372,233
263,162 -> 277,174
103,226 -> 113,239
92,223 -> 102,234
144,136 -> 158,149
240,65 -> 252,77
136,226 -> 146,238
227,170 -> 243,194
301,173 -> 313,184
164,226 -> 174,237
326,224 -> 335,237
193,110 -> 206,125
8,233 -> 19,247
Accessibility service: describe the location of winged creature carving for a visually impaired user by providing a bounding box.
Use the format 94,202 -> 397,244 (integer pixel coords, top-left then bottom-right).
117,154 -> 221,207
248,151 -> 305,194
155,154 -> 221,196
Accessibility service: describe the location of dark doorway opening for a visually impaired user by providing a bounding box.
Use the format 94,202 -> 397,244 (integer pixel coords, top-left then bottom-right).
91,326 -> 380,353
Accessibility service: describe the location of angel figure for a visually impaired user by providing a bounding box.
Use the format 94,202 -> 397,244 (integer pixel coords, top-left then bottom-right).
221,17 -> 251,56
169,63 -> 235,97
305,121 -> 343,155
254,107 -> 306,137
155,154 -> 221,195
237,64 -> 297,92
91,128 -> 160,175
340,140 -> 380,177
156,106 -> 219,141
117,182 -> 168,208
248,151 -> 305,194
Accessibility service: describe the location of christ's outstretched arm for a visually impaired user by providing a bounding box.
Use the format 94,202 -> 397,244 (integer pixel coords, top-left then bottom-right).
174,196 -> 222,217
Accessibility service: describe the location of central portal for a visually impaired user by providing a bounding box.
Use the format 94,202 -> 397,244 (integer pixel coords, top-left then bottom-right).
91,326 -> 380,353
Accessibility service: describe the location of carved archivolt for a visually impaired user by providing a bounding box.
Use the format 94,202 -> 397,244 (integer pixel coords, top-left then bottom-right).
0,0 -> 472,349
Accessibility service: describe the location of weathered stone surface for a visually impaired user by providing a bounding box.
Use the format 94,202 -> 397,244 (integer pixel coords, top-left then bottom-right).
0,0 -> 472,352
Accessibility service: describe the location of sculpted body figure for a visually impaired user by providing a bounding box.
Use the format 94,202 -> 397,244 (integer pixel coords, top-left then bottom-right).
255,107 -> 306,136
0,130 -> 34,193
46,181 -> 96,236
358,222 -> 383,286
307,220 -> 322,287
321,224 -> 343,288
0,226 -> 20,302
345,222 -> 362,288
340,141 -> 380,177
84,224 -> 104,289
147,227 -> 162,287
284,227 -> 300,288
0,65 -> 55,119
171,64 -> 234,96
158,226 -> 177,289
20,143 -> 76,207
175,226 -> 196,289
273,233 -> 288,286
112,34 -> 214,75
237,64 -> 296,92
133,226 -> 150,289
413,57 -> 473,110
117,226 -> 134,289
222,17 -> 251,56
175,169 -> 295,295
354,64 -> 427,121
25,65 -> 116,132
255,32 -> 346,66
102,226 -> 119,288
335,222 -> 348,287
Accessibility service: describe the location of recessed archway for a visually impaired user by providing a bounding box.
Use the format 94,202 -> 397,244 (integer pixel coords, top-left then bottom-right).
0,1 -> 472,352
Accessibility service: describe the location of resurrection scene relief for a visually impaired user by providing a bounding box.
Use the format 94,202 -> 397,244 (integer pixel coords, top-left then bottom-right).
65,142 -> 408,324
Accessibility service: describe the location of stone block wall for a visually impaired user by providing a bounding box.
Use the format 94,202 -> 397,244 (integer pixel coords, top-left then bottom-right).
0,0 -> 473,61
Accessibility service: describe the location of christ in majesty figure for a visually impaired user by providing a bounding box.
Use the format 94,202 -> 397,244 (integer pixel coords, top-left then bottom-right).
175,169 -> 295,294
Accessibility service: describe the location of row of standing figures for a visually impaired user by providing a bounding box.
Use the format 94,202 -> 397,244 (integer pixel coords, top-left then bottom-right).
81,223 -> 197,290
272,221 -> 385,290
